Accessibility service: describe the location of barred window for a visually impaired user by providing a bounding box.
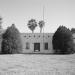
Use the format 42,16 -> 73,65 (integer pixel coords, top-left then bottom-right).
26,42 -> 30,49
44,43 -> 48,50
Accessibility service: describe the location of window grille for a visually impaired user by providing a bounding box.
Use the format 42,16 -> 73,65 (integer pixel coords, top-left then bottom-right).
26,42 -> 30,49
44,43 -> 48,50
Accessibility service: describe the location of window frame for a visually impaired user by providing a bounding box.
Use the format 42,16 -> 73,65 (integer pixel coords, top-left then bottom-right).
44,42 -> 48,50
26,42 -> 30,49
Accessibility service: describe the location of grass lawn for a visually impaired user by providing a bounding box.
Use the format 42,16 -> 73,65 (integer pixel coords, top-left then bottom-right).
0,54 -> 75,75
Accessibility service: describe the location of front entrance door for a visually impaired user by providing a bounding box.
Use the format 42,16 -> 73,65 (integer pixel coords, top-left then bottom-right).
34,43 -> 40,52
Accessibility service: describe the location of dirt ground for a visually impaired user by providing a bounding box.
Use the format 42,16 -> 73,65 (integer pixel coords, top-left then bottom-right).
0,54 -> 75,75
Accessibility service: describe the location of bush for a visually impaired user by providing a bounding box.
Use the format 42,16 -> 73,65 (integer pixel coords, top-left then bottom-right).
52,25 -> 75,54
1,24 -> 22,54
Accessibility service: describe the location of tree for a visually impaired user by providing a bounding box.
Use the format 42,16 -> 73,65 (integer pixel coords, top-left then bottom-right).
38,20 -> 45,33
27,19 -> 37,33
0,16 -> 2,29
1,24 -> 22,54
71,28 -> 75,33
0,16 -> 3,53
52,25 -> 75,54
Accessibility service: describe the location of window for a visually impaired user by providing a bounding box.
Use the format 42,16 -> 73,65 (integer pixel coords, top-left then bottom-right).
44,43 -> 48,50
26,42 -> 30,49
29,35 -> 31,37
48,35 -> 50,37
34,35 -> 35,37
24,36 -> 26,37
38,35 -> 40,37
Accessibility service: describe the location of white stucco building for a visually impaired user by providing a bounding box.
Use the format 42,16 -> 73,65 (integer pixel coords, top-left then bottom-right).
21,33 -> 53,54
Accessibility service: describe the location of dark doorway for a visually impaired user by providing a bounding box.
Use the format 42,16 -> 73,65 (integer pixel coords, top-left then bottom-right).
34,43 -> 40,52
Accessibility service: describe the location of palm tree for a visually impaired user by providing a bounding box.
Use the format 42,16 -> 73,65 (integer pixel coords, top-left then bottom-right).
27,19 -> 37,33
38,20 -> 45,33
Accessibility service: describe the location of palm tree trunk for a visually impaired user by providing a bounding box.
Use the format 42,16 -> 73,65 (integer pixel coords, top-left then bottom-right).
32,30 -> 34,33
40,28 -> 42,33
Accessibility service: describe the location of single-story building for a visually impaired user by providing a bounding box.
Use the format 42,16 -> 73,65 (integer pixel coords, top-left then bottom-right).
21,33 -> 54,54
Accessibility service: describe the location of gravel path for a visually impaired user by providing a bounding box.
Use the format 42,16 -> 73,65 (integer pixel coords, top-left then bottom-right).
0,54 -> 75,75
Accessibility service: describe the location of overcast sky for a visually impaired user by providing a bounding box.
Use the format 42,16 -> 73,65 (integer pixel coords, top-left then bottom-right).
0,0 -> 75,33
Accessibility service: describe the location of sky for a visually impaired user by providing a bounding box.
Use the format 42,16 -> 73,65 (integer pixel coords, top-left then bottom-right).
0,0 -> 75,33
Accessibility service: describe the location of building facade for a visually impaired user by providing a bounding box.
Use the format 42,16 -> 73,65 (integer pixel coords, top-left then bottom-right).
21,33 -> 53,54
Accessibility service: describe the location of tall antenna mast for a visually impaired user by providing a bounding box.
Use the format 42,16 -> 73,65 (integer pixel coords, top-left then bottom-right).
43,5 -> 45,32
43,5 -> 45,21
43,5 -> 45,49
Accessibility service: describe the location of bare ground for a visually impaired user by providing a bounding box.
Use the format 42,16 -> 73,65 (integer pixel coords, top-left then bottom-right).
0,54 -> 75,75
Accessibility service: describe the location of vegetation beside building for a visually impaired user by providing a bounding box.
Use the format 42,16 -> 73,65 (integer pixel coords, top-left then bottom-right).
52,25 -> 75,54
1,24 -> 22,54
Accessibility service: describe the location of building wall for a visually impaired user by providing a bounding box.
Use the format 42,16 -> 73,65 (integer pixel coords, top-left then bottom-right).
21,33 -> 54,54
